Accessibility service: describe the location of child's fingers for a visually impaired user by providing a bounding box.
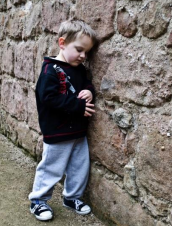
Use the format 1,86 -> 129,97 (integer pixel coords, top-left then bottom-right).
81,94 -> 88,99
78,93 -> 87,99
78,90 -> 85,96
85,107 -> 95,113
84,109 -> 95,117
86,103 -> 94,107
86,97 -> 92,102
78,90 -> 93,103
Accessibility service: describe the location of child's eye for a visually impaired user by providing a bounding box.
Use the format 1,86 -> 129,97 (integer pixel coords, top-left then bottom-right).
76,47 -> 83,52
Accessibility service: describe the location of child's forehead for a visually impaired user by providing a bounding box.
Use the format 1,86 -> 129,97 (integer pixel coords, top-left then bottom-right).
73,33 -> 93,44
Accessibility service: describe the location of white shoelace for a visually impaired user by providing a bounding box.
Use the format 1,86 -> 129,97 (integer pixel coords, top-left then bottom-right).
74,199 -> 83,210
31,203 -> 52,214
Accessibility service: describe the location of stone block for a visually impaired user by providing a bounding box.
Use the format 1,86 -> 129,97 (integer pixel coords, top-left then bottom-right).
0,106 -> 39,157
23,1 -> 42,38
136,114 -> 172,201
112,108 -> 133,129
124,163 -> 138,197
156,222 -> 167,226
141,194 -> 170,218
14,41 -> 36,82
139,2 -> 172,39
7,0 -> 13,10
125,132 -> 139,155
74,0 -> 116,40
0,0 -> 7,11
34,35 -> 50,81
0,42 -> 3,74
27,86 -> 40,133
41,0 -> 70,34
11,0 -> 27,6
90,41 -> 115,89
166,31 -> 172,48
6,1 -> 33,38
1,78 -> 40,133
35,135 -> 43,157
6,9 -> 26,39
35,35 -> 59,81
1,42 -> 14,75
0,107 -> 11,137
99,43 -> 172,107
6,113 -> 18,143
117,7 -> 138,38
88,165 -> 155,225
16,121 -> 39,155
1,78 -> 28,121
88,110 -> 131,176
47,35 -> 60,57
0,13 -> 7,40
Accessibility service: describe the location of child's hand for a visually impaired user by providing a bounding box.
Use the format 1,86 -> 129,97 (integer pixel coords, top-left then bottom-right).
78,90 -> 93,103
84,103 -> 95,117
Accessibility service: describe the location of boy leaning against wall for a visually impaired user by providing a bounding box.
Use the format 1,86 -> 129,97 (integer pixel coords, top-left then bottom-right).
28,19 -> 98,221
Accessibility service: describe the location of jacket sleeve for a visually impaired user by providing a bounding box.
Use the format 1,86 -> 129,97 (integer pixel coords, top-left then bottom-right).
36,68 -> 86,116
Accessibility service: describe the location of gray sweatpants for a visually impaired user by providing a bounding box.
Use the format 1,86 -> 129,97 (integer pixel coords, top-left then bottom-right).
28,137 -> 90,203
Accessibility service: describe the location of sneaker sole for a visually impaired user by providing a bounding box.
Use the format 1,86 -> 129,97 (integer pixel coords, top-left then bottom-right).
63,204 -> 91,215
30,208 -> 53,221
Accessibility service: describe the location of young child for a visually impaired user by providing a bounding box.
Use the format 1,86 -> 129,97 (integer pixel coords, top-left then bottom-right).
28,19 -> 98,221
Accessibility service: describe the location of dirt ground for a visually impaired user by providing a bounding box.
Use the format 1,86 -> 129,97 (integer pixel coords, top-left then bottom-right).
0,134 -> 105,226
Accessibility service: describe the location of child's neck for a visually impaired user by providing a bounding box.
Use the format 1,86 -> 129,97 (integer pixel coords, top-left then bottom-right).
55,51 -> 66,63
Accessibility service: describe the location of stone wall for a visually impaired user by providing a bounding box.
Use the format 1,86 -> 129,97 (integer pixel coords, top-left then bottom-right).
0,0 -> 172,225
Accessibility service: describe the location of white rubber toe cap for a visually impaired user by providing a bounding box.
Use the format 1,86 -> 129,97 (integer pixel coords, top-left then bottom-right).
36,211 -> 53,221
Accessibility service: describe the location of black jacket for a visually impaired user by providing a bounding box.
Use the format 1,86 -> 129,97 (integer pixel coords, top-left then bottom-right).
36,57 -> 95,144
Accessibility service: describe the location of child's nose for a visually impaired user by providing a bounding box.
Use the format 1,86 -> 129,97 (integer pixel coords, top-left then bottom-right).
80,52 -> 86,58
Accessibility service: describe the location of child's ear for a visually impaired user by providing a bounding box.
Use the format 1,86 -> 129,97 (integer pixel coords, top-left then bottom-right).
58,37 -> 65,50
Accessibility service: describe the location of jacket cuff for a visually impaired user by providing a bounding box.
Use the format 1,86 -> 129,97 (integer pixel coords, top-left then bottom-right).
78,99 -> 86,116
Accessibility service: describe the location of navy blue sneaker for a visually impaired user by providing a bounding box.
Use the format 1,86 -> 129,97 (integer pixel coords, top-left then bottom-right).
63,198 -> 91,215
30,202 -> 53,221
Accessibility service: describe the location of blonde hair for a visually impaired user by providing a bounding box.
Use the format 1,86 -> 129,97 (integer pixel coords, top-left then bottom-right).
58,19 -> 98,46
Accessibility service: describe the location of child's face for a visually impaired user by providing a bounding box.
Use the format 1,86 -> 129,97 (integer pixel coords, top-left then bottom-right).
59,34 -> 94,67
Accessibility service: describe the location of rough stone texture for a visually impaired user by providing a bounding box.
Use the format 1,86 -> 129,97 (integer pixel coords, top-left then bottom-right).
0,13 -> 7,40
112,108 -> 133,129
14,41 -> 36,82
2,42 -> 14,75
0,0 -> 7,11
88,110 -> 132,177
1,0 -> 172,225
139,1 -> 172,39
6,8 -> 27,39
27,86 -> 40,132
99,37 -> 172,107
11,0 -> 27,6
1,78 -> 28,121
117,7 -> 138,38
16,120 -> 39,155
34,35 -> 49,80
167,31 -> 172,48
74,0 -> 116,40
88,165 -> 155,226
136,114 -> 172,201
124,162 -> 138,197
22,1 -> 42,38
41,0 -> 70,33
